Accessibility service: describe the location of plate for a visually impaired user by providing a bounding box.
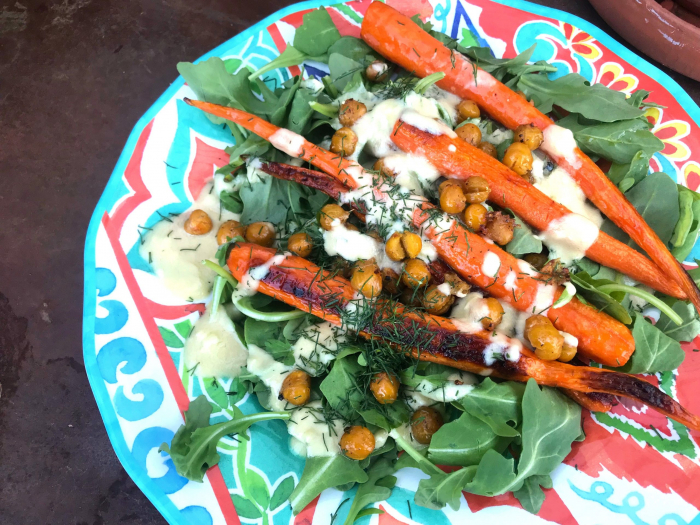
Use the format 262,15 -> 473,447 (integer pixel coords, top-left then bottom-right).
83,1 -> 700,523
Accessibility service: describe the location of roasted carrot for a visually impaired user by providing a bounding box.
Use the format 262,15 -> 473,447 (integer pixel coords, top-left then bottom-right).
563,390 -> 615,413
226,243 -> 700,431
360,2 -> 700,313
391,122 -> 686,300
186,100 -> 634,367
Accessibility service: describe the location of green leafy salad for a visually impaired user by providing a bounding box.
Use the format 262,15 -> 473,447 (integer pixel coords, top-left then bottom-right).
143,7 -> 700,520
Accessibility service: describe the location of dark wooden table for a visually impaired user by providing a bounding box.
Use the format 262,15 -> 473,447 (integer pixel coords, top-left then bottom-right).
0,1 -> 697,523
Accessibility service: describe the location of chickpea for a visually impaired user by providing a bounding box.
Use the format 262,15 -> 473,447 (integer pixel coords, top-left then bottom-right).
464,203 -> 487,231
440,184 -> 467,214
345,223 -> 360,232
455,123 -> 482,147
339,99 -> 367,127
480,297 -> 505,331
370,372 -> 399,404
401,231 -> 422,259
381,268 -> 403,294
559,342 -> 577,363
373,158 -> 395,178
477,141 -> 498,158
523,252 -> 548,270
366,60 -> 389,82
287,232 -> 313,258
245,222 -> 276,247
402,258 -> 431,289
340,425 -> 375,460
422,285 -> 455,315
444,272 -> 470,297
351,263 -> 383,298
456,99 -> 480,121
385,232 -> 407,261
216,220 -> 246,245
463,176 -> 490,204
319,204 -> 350,231
515,124 -> 544,150
516,90 -> 535,106
525,315 -> 564,361
184,209 -> 213,235
482,211 -> 516,246
280,370 -> 311,406
439,179 -> 462,194
503,142 -> 533,176
411,406 -> 443,445
400,286 -> 422,307
330,127 -> 358,156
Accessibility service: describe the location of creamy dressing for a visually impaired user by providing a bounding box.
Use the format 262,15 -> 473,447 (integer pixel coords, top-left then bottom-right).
184,305 -> 248,378
542,124 -> 581,169
288,400 -> 345,457
531,283 -> 557,314
141,181 -> 239,300
517,260 -> 538,276
292,322 -> 346,376
322,222 -> 403,271
537,213 -> 600,264
561,331 -> 578,349
533,166 -> 603,226
450,292 -> 492,333
504,271 -> 518,291
246,344 -> 293,411
414,372 -> 478,402
481,251 -> 501,278
400,109 -> 457,138
269,128 -> 306,157
383,153 -> 442,193
236,253 -> 289,297
437,283 -> 452,296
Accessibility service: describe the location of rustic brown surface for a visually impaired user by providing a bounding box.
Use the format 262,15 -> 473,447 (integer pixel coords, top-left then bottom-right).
0,0 -> 698,523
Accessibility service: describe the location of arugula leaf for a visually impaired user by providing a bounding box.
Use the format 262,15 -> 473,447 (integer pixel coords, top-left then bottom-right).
505,215 -> 542,256
328,36 -> 373,61
458,379 -> 524,437
570,272 -> 632,324
619,314 -> 685,374
329,53 -> 364,91
220,190 -> 243,214
289,455 -> 368,514
462,44 -> 557,86
293,7 -> 341,56
248,46 -> 308,82
342,457 -> 397,525
513,475 -> 553,514
428,411 -> 509,466
160,397 -> 290,482
517,73 -> 644,122
557,115 -> 663,165
672,198 -> 700,262
607,150 -> 651,192
656,301 -> 700,342
415,465 -> 478,510
320,356 -> 363,420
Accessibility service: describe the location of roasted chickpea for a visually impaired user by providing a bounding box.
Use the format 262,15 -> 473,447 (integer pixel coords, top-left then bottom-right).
288,232 -> 313,257
345,223 -> 360,232
330,127 -> 358,156
401,231 -> 422,259
245,222 -> 275,247
515,124 -> 544,150
400,286 -> 422,307
366,60 -> 389,82
559,342 -> 578,363
280,370 -> 311,406
455,123 -> 482,147
319,204 -> 350,231
216,220 -> 246,245
482,211 -> 516,246
525,315 -> 564,361
523,252 -> 548,270
184,209 -> 213,235
503,142 -> 533,176
464,203 -> 488,231
456,99 -> 480,121
381,267 -> 403,294
351,263 -> 383,298
480,297 -> 505,331
402,258 -> 431,289
385,232 -> 407,261
444,272 -> 470,297
477,141 -> 498,158
439,179 -> 463,195
516,90 -> 534,105
370,372 -> 399,404
422,285 -> 455,315
340,426 -> 375,460
440,184 -> 467,214
339,99 -> 368,127
463,176 -> 490,204
373,158 -> 395,178
411,406 -> 443,445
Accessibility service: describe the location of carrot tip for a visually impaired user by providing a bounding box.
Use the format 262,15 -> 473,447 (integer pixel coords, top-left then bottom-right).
183,97 -> 194,105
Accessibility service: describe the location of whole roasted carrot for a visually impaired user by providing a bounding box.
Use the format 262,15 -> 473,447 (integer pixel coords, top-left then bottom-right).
226,243 -> 700,431
391,121 -> 686,299
186,99 -> 634,367
360,2 -> 700,313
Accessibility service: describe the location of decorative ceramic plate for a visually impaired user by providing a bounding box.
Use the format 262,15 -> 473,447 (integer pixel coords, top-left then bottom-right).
83,1 -> 700,523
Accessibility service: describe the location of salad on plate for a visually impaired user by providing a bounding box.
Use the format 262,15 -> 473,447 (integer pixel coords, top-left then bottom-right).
140,2 -> 700,519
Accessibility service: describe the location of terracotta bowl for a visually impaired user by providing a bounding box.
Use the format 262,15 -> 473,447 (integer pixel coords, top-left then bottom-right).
589,0 -> 700,82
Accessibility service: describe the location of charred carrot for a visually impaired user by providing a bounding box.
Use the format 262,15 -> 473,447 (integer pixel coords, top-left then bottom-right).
391,121 -> 686,299
563,390 -> 615,413
258,161 -> 351,200
226,244 -> 700,431
186,100 -> 634,366
360,2 -> 700,313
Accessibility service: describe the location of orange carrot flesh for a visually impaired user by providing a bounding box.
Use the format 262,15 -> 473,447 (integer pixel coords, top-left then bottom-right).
391,122 -> 686,299
226,243 -> 700,431
563,390 -> 615,413
360,2 -> 700,313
